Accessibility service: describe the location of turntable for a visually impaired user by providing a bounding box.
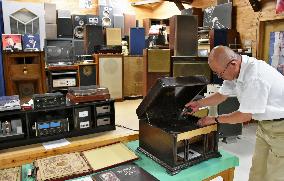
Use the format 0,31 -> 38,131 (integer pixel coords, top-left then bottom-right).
136,76 -> 221,175
67,85 -> 110,104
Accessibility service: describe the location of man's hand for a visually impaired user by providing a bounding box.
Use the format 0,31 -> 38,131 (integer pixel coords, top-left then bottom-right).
197,116 -> 217,127
185,101 -> 200,113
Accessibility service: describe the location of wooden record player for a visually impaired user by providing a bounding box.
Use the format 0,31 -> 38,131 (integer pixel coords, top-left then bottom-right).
136,76 -> 221,175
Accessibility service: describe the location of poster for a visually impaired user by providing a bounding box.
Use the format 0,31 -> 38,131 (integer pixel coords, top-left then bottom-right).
276,0 -> 284,14
269,32 -> 284,75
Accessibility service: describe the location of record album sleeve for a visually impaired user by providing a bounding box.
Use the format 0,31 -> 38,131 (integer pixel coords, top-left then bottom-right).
22,34 -> 40,51
92,163 -> 158,181
2,34 -> 22,51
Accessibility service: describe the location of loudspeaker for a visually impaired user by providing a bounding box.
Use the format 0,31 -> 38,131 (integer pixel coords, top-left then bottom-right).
86,14 -> 100,25
249,0 -> 261,12
172,59 -> 211,82
114,15 -> 124,37
99,5 -> 113,28
44,3 -> 56,24
218,97 -> 242,139
79,64 -> 97,86
169,15 -> 198,56
84,25 -> 104,54
72,15 -> 86,39
123,56 -> 143,97
45,24 -> 57,39
106,28 -> 121,46
129,28 -> 145,55
73,39 -> 85,56
45,39 -> 74,64
57,10 -> 72,38
96,54 -> 123,100
123,14 -> 136,36
143,49 -> 171,96
17,82 -> 36,99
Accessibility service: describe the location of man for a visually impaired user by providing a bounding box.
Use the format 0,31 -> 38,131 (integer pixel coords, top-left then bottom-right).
186,46 -> 284,181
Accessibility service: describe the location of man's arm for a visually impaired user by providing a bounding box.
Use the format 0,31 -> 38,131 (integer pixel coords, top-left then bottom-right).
197,111 -> 252,126
185,92 -> 228,112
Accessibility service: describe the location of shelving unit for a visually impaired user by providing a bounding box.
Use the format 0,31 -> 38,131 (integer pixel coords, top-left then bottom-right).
0,100 -> 115,150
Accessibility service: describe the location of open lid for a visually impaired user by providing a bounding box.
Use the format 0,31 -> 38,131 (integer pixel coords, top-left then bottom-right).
136,76 -> 208,121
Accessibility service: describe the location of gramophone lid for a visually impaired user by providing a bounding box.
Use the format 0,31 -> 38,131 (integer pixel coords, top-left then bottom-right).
136,76 -> 208,120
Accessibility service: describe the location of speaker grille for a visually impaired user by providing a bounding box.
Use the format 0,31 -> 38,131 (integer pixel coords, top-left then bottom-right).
98,56 -> 123,99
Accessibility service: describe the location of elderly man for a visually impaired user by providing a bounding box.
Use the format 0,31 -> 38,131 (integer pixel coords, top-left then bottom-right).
186,46 -> 284,181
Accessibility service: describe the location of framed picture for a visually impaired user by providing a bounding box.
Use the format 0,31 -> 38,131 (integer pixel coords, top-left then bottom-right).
2,34 -> 22,51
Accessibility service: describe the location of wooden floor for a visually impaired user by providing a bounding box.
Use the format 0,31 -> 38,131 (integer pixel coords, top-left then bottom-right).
0,127 -> 138,169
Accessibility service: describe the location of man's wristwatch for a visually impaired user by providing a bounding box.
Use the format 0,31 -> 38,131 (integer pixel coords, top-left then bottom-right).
215,116 -> 220,124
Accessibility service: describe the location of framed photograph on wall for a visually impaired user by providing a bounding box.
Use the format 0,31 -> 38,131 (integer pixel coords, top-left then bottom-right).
269,31 -> 284,75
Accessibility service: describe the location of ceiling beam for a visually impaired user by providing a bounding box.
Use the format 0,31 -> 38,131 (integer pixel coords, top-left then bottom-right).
131,0 -> 162,6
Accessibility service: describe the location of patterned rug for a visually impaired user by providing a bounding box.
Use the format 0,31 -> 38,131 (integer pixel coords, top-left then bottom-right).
0,167 -> 21,181
35,152 -> 91,181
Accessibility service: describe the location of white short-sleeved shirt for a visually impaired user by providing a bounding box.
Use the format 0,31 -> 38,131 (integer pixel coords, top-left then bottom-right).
218,55 -> 284,120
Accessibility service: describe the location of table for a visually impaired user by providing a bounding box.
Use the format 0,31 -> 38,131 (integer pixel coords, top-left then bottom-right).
127,140 -> 239,181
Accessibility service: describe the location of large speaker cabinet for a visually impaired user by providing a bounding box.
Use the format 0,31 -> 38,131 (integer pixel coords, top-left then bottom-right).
143,49 -> 171,96
169,15 -> 198,56
123,56 -> 143,98
95,54 -> 123,101
171,56 -> 211,82
84,25 -> 104,55
3,52 -> 46,102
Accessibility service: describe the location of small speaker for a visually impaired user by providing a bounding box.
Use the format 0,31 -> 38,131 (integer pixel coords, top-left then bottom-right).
84,25 -> 104,54
114,15 -> 124,37
79,64 -> 97,86
106,28 -> 121,46
99,5 -> 113,28
86,14 -> 100,25
57,10 -> 73,38
44,3 -> 56,24
45,24 -> 57,39
73,39 -> 84,56
249,0 -> 261,12
45,39 -> 74,64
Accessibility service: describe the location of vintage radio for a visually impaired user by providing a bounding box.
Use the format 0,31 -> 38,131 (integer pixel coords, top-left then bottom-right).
136,76 -> 221,174
33,92 -> 66,110
35,118 -> 69,137
67,85 -> 110,104
53,78 -> 77,88
74,106 -> 92,129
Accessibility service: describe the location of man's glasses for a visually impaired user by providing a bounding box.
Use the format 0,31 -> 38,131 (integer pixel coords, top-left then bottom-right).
213,60 -> 234,78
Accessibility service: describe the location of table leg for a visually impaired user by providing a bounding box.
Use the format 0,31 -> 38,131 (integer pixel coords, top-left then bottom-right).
203,167 -> 235,181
